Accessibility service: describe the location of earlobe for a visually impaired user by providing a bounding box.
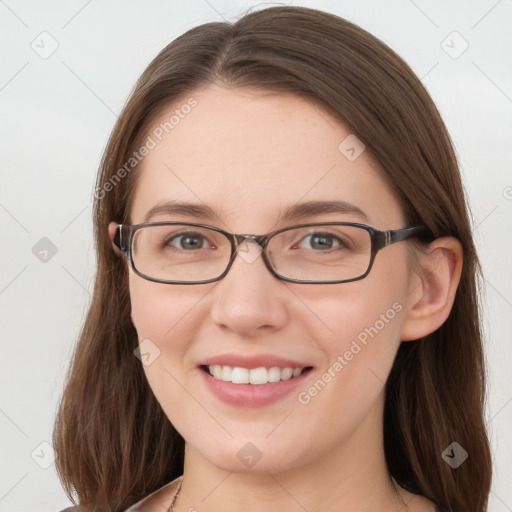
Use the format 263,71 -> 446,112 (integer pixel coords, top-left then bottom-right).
108,222 -> 124,257
400,237 -> 463,341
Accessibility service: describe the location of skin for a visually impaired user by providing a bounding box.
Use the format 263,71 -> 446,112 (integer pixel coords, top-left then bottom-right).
109,84 -> 462,511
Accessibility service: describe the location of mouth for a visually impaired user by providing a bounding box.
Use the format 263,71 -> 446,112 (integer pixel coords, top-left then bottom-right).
200,364 -> 314,385
196,353 -> 316,407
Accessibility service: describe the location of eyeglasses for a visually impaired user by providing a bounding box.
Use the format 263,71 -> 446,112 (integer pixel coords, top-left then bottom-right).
113,221 -> 432,285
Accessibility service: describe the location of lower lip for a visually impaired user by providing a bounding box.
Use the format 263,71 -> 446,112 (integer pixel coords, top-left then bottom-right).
198,367 -> 313,408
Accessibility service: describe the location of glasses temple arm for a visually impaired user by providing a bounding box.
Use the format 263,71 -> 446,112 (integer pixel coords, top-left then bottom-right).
113,224 -> 130,253
388,225 -> 434,245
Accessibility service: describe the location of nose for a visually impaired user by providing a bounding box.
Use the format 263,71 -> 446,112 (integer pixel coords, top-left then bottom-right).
209,240 -> 289,337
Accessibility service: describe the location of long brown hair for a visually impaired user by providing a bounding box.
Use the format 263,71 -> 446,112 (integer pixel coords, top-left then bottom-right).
53,6 -> 492,511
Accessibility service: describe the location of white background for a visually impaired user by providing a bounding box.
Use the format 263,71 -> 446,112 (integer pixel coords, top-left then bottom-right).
0,1 -> 511,510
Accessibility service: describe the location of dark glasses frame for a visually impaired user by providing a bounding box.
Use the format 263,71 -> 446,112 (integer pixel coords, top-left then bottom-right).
113,221 -> 434,285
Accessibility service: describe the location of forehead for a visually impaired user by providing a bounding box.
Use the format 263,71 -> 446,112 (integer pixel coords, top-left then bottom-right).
129,84 -> 403,230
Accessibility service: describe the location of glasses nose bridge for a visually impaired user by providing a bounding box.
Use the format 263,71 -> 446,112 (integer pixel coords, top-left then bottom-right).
223,231 -> 277,284
232,233 -> 269,249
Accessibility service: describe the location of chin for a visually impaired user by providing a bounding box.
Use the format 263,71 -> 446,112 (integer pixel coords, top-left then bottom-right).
185,433 -> 313,475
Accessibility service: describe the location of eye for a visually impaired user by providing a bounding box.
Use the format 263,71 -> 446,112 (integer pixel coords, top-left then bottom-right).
164,231 -> 211,251
297,231 -> 350,251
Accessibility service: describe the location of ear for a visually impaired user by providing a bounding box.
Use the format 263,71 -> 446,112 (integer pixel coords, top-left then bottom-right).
400,237 -> 463,341
108,222 -> 124,257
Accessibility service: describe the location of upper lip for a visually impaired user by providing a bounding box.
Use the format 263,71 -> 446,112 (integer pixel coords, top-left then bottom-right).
198,354 -> 313,370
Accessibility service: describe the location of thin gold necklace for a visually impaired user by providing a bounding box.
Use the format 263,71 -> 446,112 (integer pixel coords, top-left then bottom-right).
167,477 -> 183,512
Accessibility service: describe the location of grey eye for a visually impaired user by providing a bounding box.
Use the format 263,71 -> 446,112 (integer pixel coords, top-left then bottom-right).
166,232 -> 209,251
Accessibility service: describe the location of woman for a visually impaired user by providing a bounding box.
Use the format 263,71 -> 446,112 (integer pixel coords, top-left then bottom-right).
54,6 -> 492,511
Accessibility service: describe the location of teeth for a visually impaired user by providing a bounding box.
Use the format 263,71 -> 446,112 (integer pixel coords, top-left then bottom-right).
206,365 -> 307,385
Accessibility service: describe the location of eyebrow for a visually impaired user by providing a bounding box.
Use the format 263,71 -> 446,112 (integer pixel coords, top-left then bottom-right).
143,199 -> 369,224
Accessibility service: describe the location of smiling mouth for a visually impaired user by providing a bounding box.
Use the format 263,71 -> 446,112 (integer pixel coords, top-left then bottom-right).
200,365 -> 314,385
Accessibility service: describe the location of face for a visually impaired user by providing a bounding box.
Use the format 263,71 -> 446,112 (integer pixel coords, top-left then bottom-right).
125,84 -> 415,474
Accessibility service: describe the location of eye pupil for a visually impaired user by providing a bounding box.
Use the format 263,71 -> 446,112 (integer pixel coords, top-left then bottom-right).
166,231 -> 207,251
181,235 -> 202,249
311,234 -> 333,250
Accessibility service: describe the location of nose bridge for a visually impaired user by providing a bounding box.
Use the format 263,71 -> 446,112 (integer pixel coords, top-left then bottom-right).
233,233 -> 267,247
210,231 -> 287,335
229,233 -> 272,274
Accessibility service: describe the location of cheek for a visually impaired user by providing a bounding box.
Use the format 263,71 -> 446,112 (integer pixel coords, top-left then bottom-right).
129,277 -> 168,339
128,272 -> 213,388
129,273 -> 208,341
301,253 -> 407,349
128,275 -> 189,388
128,275 -> 210,434
296,257 -> 408,408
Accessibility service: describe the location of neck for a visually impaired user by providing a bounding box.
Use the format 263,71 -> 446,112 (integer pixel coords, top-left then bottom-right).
172,396 -> 408,512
